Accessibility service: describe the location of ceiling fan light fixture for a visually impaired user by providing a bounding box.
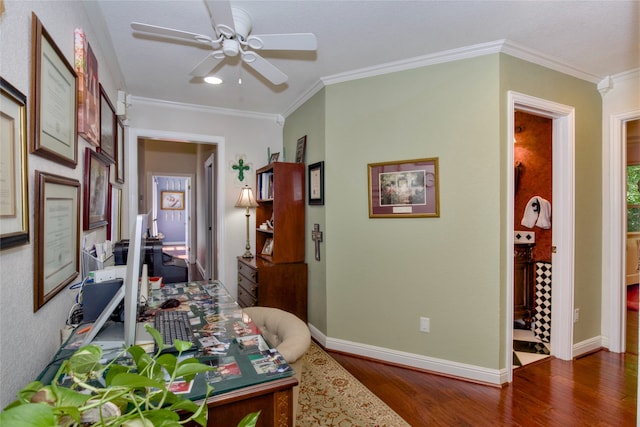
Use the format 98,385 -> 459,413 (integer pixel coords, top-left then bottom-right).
204,75 -> 223,85
222,38 -> 240,56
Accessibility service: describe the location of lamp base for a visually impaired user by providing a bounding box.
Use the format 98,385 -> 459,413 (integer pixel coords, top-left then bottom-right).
241,251 -> 254,259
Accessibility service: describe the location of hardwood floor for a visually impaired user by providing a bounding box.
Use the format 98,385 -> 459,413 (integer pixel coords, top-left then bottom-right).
328,309 -> 638,426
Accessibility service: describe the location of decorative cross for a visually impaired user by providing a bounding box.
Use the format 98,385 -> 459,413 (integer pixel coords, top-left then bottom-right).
312,223 -> 323,261
232,158 -> 250,182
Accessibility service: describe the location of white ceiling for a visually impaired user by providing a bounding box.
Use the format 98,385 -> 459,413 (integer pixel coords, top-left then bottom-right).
93,0 -> 639,116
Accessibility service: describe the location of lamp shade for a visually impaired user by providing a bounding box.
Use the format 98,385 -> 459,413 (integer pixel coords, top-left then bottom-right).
235,185 -> 259,208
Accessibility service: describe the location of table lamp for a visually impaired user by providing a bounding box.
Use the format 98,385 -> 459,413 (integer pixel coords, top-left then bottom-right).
235,185 -> 259,258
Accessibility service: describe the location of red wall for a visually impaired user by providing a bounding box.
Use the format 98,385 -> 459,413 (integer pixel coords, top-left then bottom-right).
514,112 -> 553,261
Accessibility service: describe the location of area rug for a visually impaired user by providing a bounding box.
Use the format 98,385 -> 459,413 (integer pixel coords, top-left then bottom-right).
296,342 -> 411,427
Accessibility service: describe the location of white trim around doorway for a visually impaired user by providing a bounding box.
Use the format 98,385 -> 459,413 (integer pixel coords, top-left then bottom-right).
506,91 -> 576,382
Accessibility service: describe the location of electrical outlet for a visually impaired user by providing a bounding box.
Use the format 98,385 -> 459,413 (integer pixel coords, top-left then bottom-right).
419,317 -> 430,333
574,308 -> 580,323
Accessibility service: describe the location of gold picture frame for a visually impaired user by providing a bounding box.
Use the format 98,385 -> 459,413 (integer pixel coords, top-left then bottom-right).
261,237 -> 274,255
30,12 -> 78,168
0,78 -> 30,249
161,191 -> 185,210
34,171 -> 80,311
83,148 -> 110,230
368,157 -> 440,218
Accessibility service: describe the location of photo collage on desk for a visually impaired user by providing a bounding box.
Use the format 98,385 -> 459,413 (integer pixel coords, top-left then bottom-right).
153,282 -> 291,384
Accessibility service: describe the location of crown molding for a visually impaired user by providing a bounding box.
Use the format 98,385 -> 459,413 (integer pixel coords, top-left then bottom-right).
129,95 -> 282,122
284,39 -> 607,117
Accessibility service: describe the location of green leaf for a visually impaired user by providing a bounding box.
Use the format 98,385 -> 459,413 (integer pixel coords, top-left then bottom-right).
168,398 -> 199,413
144,409 -> 181,425
0,403 -> 57,427
156,353 -> 178,377
55,387 -> 92,408
173,339 -> 194,352
174,360 -> 214,381
67,345 -> 104,374
237,411 -> 261,427
109,372 -> 165,390
145,324 -> 164,348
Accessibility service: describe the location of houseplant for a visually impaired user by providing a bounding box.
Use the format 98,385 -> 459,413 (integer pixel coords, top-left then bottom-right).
0,325 -> 259,427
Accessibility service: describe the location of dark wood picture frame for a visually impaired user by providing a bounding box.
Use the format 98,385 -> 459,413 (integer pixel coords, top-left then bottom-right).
30,12 -> 78,168
83,148 -> 110,230
99,84 -> 116,163
368,157 -> 440,218
115,118 -> 125,183
295,135 -> 307,163
0,78 -> 30,249
34,170 -> 80,311
308,161 -> 324,205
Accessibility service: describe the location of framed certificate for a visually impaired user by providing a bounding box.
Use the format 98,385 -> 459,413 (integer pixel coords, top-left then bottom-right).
308,161 -> 324,205
34,171 -> 80,310
30,13 -> 78,168
0,78 -> 29,249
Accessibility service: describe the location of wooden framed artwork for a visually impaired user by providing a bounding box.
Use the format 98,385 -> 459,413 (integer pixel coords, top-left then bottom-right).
98,84 -> 116,163
0,78 -> 30,249
109,185 -> 122,241
161,191 -> 184,210
295,135 -> 307,163
34,170 -> 80,311
74,28 -> 99,147
308,161 -> 324,206
368,157 -> 440,218
30,12 -> 78,168
83,148 -> 110,230
261,237 -> 274,255
115,118 -> 125,183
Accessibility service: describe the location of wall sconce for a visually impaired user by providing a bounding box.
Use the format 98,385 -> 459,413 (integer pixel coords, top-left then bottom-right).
235,185 -> 259,258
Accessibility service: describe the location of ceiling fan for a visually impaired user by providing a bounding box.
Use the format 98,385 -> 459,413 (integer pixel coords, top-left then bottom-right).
130,0 -> 317,85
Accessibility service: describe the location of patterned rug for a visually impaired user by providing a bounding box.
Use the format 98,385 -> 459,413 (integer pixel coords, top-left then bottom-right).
296,342 -> 411,427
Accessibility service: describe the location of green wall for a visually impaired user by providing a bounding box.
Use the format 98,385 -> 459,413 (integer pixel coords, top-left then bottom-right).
284,90 -> 328,331
284,52 -> 602,372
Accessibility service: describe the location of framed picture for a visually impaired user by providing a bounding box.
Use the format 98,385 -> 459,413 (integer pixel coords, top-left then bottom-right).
115,118 -> 125,183
261,237 -> 274,255
109,185 -> 122,241
269,152 -> 280,163
161,191 -> 184,210
308,161 -> 324,206
368,157 -> 440,218
30,12 -> 78,168
74,28 -> 99,147
295,135 -> 307,163
83,148 -> 110,229
98,84 -> 116,163
0,78 -> 30,249
34,170 -> 80,311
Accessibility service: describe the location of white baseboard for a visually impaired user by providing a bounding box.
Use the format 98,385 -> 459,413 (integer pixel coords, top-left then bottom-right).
309,324 -> 607,385
573,335 -> 603,357
308,323 -> 504,385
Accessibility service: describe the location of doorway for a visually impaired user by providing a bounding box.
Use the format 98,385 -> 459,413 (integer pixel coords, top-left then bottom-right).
151,174 -> 191,261
512,111 -> 553,368
506,91 -> 576,381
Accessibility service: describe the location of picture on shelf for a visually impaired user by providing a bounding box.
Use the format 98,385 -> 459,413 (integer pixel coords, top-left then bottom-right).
261,237 -> 274,255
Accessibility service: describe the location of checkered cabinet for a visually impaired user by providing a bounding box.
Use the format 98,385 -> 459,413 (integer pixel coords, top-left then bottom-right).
534,262 -> 552,343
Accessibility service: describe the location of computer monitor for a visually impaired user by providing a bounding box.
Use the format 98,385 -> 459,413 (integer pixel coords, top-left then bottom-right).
82,214 -> 147,349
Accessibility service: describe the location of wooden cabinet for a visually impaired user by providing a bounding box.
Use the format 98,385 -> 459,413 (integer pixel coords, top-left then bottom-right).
237,257 -> 308,322
236,162 -> 308,322
514,243 -> 535,324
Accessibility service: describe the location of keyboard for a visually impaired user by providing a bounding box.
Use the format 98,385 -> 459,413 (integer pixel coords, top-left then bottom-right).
154,310 -> 196,353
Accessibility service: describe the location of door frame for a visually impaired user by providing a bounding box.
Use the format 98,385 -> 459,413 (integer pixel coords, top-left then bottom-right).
204,153 -> 217,280
127,128 -> 225,284
606,110 -> 640,353
506,91 -> 576,381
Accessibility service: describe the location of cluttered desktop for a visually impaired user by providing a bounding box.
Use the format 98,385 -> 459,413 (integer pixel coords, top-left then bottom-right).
38,280 -> 294,403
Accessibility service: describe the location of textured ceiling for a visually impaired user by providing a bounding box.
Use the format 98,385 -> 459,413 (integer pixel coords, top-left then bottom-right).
93,0 -> 640,116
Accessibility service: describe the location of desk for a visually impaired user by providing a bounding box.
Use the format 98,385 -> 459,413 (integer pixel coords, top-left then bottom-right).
39,281 -> 297,427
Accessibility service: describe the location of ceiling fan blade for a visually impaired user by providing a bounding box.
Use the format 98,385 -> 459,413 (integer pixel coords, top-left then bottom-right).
204,0 -> 235,37
189,52 -> 225,77
242,52 -> 288,85
247,33 -> 317,51
131,22 -> 215,45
